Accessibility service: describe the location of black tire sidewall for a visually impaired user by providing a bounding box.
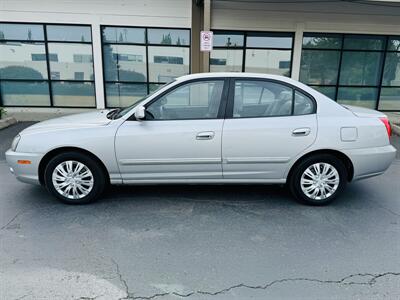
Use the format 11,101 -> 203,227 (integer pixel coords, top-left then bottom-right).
44,152 -> 105,204
290,154 -> 347,206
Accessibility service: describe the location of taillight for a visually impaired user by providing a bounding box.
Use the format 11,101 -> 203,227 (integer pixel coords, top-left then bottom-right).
379,117 -> 392,137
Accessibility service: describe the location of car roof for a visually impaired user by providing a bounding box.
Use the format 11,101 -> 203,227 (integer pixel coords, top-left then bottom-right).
176,72 -> 292,82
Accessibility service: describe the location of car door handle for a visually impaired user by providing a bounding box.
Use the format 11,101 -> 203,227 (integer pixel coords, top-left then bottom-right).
292,128 -> 311,136
196,131 -> 215,140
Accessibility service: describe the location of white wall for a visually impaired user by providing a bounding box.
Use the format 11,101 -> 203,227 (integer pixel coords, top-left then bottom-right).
0,0 -> 191,116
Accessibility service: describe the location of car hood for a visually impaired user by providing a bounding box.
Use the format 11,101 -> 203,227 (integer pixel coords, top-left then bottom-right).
20,110 -> 113,135
342,105 -> 386,118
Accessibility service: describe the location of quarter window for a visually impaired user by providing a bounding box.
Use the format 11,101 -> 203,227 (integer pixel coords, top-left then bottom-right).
232,80 -> 315,118
146,80 -> 224,120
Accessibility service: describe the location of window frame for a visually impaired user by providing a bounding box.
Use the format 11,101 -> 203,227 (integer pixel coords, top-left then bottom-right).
128,77 -> 230,121
301,32 -> 400,112
225,77 -> 317,119
100,25 -> 191,108
0,21 -> 96,108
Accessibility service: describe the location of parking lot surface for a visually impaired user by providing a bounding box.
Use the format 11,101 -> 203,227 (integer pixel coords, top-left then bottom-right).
1,123 -> 399,299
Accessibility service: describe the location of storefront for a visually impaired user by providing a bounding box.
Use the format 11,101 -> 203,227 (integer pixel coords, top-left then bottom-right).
0,0 -> 399,120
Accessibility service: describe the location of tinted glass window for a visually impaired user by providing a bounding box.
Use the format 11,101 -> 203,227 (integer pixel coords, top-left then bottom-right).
378,87 -> 400,110
102,27 -> 145,44
343,35 -> 385,51
247,34 -> 292,49
0,23 -> 44,41
106,83 -> 147,108
245,49 -> 291,76
210,49 -> 243,72
302,34 -> 342,49
382,52 -> 400,86
337,87 -> 378,109
0,81 -> 50,106
51,81 -> 95,107
0,42 -> 48,79
294,91 -> 315,115
213,33 -> 244,47
147,29 -> 190,46
300,50 -> 340,85
233,80 -> 293,118
46,25 -> 91,42
146,80 -> 224,120
388,37 -> 400,51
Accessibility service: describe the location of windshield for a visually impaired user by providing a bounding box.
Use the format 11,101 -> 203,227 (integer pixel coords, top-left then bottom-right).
111,81 -> 175,119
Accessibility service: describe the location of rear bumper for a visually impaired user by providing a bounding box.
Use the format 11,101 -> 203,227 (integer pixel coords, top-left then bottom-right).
5,149 -> 43,185
342,145 -> 397,181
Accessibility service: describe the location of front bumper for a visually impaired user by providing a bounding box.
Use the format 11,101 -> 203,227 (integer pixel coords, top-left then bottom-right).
342,144 -> 397,181
5,149 -> 43,185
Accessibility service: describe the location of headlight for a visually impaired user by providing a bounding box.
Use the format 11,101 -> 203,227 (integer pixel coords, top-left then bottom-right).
11,134 -> 21,151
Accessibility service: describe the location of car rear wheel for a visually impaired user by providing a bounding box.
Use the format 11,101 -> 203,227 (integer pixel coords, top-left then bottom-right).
289,154 -> 347,205
44,152 -> 106,204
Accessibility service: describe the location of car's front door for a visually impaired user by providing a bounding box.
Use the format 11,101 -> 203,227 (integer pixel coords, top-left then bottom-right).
222,79 -> 318,180
115,78 -> 228,182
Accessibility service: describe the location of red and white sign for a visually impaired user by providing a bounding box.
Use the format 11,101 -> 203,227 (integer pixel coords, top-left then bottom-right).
200,31 -> 213,52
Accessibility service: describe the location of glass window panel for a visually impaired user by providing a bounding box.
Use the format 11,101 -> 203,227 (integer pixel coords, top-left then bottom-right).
0,81 -> 50,106
210,49 -> 243,72
106,83 -> 147,107
382,52 -> 400,86
379,87 -> 400,110
147,29 -> 189,46
148,46 -> 189,82
48,43 -> 94,80
300,50 -> 340,85
0,42 -> 48,79
213,33 -> 244,47
0,23 -> 44,41
147,80 -> 224,120
46,25 -> 91,42
103,44 -> 146,82
51,82 -> 95,107
339,51 -> 383,86
149,83 -> 164,93
294,91 -> 315,115
309,86 -> 336,100
102,27 -> 145,44
233,80 -> 293,118
387,37 -> 400,51
343,35 -> 385,50
245,49 -> 291,76
302,34 -> 341,49
246,34 -> 292,49
337,87 -> 378,109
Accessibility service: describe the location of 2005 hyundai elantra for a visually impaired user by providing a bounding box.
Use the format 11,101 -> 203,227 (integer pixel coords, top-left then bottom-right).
6,73 -> 397,205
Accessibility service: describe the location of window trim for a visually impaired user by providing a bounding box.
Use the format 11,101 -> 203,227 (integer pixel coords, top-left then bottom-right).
225,77 -> 317,119
127,77 -> 230,121
0,21 -> 96,108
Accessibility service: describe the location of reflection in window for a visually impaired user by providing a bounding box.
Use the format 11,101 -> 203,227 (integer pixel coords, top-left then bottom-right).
210,49 -> 242,72
0,81 -> 50,106
0,23 -> 95,107
147,29 -> 189,45
337,87 -> 378,109
379,87 -> 400,110
383,52 -> 400,86
148,47 -> 189,82
300,50 -> 340,85
48,43 -> 94,80
246,34 -> 292,49
245,49 -> 291,76
339,52 -> 382,86
51,82 -> 95,107
213,33 -> 244,47
105,83 -> 147,108
0,42 -> 48,79
102,27 -> 145,44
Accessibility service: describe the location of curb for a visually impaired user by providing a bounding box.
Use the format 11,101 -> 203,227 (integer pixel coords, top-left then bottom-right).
392,123 -> 400,137
0,117 -> 18,130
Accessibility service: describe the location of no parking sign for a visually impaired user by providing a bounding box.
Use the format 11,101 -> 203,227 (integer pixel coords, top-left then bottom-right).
200,31 -> 213,52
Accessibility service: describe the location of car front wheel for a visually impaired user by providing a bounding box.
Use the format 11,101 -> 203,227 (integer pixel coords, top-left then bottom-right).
44,152 -> 106,204
289,154 -> 347,205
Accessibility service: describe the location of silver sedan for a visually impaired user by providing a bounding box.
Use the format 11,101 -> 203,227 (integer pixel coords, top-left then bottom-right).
5,73 -> 397,205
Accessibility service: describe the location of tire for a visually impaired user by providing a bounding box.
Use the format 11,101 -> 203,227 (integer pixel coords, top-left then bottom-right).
288,154 -> 347,206
44,152 -> 106,204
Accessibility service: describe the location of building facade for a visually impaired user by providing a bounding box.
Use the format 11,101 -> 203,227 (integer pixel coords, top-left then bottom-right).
0,0 -> 399,120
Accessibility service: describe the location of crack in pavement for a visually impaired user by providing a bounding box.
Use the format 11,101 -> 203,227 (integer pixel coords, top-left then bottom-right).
126,272 -> 400,300
1,209 -> 26,231
110,258 -> 135,300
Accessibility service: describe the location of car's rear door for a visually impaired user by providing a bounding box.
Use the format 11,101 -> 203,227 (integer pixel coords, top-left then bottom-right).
222,78 -> 317,180
115,78 -> 229,182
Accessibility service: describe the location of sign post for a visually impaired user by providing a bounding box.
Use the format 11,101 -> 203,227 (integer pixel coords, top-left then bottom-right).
200,31 -> 213,52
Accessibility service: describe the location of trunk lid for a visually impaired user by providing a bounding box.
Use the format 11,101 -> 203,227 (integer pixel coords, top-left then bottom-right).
342,105 -> 386,118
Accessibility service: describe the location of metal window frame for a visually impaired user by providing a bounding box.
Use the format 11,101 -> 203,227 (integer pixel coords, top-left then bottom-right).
100,25 -> 192,108
0,21 -> 96,108
300,32 -> 400,112
209,30 -> 295,77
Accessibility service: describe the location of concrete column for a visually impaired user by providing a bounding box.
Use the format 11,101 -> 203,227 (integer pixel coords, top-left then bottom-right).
202,0 -> 211,73
91,23 -> 106,109
291,23 -> 305,81
191,0 -> 202,74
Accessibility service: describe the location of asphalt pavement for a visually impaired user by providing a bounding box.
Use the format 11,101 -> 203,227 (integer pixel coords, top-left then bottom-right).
0,122 -> 399,300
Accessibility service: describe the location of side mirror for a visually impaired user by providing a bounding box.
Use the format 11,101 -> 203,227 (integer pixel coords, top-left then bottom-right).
134,106 -> 146,120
